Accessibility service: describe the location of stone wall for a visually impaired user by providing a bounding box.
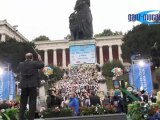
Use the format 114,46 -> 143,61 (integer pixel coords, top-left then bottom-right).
44,114 -> 127,120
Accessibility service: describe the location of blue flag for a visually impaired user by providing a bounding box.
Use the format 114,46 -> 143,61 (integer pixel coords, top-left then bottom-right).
132,63 -> 153,94
9,72 -> 15,100
0,71 -> 9,100
0,71 -> 15,100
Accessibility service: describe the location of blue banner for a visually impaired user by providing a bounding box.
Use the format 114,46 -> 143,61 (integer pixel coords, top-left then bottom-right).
0,71 -> 9,100
129,66 -> 134,87
132,63 -> 153,94
0,71 -> 15,100
70,44 -> 96,65
9,72 -> 15,100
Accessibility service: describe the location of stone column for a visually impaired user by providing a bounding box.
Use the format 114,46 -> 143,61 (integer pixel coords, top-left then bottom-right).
44,50 -> 48,66
62,48 -> 66,68
118,45 -> 123,63
99,46 -> 104,65
53,49 -> 57,66
109,45 -> 113,61
1,34 -> 6,42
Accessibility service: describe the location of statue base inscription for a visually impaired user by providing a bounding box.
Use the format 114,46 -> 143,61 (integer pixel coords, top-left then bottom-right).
69,39 -> 96,65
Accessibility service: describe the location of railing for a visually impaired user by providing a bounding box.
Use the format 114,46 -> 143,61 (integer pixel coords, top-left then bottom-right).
43,113 -> 127,120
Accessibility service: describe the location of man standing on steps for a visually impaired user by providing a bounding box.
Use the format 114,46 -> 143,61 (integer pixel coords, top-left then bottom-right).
18,53 -> 44,120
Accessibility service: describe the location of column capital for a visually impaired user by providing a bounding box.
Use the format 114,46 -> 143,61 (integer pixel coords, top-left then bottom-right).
1,33 -> 6,35
98,45 -> 103,48
117,44 -> 122,47
63,48 -> 68,50
108,45 -> 112,47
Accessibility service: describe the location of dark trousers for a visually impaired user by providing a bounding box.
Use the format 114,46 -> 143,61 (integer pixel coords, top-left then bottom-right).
19,87 -> 37,120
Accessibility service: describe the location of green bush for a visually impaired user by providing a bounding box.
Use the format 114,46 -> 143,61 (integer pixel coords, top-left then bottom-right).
0,108 -> 19,120
42,108 -> 72,118
80,107 -> 95,116
128,102 -> 160,120
80,105 -> 116,116
103,105 -> 117,114
128,102 -> 142,120
59,108 -> 73,117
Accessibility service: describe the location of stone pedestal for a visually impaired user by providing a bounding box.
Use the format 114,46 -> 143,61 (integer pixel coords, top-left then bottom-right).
69,39 -> 96,65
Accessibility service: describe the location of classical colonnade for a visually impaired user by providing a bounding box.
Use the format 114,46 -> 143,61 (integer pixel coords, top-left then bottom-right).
40,45 -> 123,67
35,36 -> 123,68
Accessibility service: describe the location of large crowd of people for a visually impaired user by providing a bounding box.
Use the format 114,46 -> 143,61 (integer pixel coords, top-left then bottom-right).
46,64 -> 125,115
0,63 -> 159,118
47,64 -> 103,107
57,64 -> 101,98
45,64 -> 160,116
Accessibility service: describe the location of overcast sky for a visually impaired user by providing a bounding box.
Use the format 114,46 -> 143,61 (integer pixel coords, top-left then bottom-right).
1,0 -> 160,40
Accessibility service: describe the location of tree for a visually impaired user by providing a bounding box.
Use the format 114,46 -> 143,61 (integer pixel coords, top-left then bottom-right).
41,66 -> 63,81
94,29 -> 123,37
0,38 -> 37,72
121,24 -> 160,62
64,34 -> 71,40
33,35 -> 50,41
39,65 -> 64,87
113,31 -> 123,36
102,60 -> 124,78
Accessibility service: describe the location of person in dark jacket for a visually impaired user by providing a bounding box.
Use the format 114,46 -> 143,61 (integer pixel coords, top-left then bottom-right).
111,91 -> 124,113
89,91 -> 101,106
150,91 -> 157,103
46,89 -> 62,108
18,53 -> 44,120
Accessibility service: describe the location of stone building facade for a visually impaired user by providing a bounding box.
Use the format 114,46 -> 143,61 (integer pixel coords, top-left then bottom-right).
35,36 -> 123,68
0,20 -> 28,42
0,20 -> 124,68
